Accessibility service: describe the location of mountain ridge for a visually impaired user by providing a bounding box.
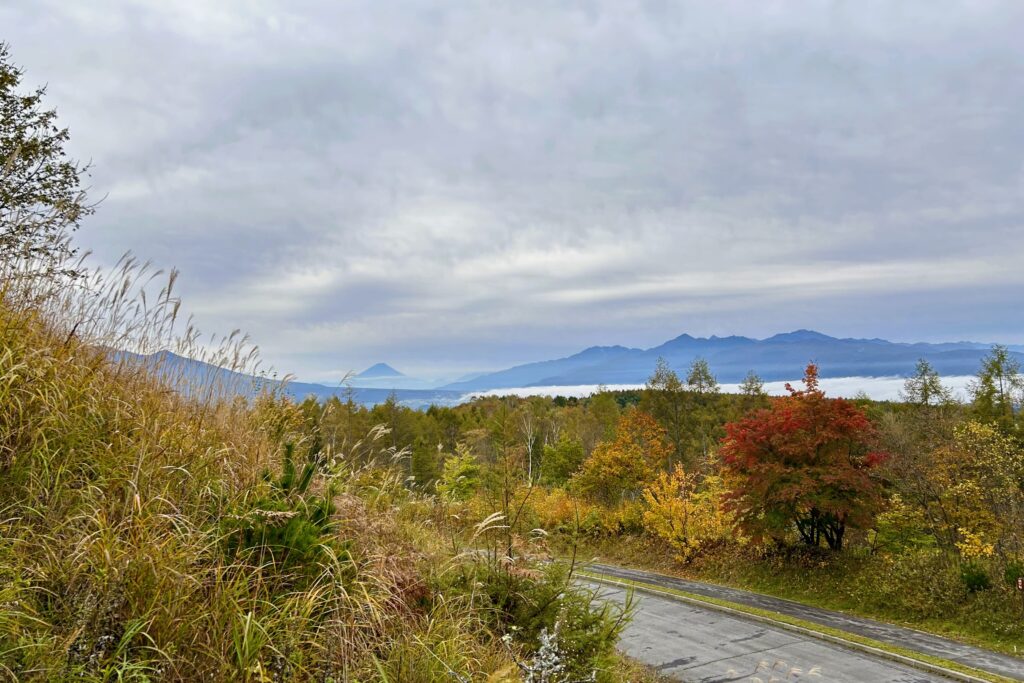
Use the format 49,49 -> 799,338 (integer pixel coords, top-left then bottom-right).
118,329 -> 1024,407
440,330 -> 1024,391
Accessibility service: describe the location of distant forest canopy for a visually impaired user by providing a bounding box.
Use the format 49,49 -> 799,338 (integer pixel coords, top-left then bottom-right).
295,351 -> 1024,496
283,351 -> 1024,651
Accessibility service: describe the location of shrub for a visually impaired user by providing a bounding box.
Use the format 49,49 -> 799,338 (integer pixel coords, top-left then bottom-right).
642,464 -> 732,563
222,442 -> 350,586
871,495 -> 936,553
852,551 -> 966,618
1003,558 -> 1024,586
568,502 -> 646,539
960,562 -> 992,593
444,560 -> 631,683
528,486 -> 595,535
487,561 -> 630,683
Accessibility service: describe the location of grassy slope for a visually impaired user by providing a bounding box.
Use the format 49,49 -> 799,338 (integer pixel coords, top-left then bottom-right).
0,286 -> 669,682
0,297 -> 519,681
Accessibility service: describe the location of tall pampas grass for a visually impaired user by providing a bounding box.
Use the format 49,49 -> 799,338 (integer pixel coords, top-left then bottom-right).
0,228 -> 518,681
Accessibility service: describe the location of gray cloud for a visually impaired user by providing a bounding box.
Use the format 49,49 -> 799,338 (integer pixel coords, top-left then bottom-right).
3,0 -> 1023,381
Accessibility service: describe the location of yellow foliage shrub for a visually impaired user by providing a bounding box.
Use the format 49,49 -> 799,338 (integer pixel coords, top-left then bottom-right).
642,465 -> 733,562
530,486 -> 594,530
956,527 -> 995,560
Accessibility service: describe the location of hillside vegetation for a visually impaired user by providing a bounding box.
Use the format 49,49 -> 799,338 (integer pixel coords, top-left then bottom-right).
0,44 -> 654,682
4,37 -> 1023,681
0,224 -> 658,683
299,353 -> 1024,655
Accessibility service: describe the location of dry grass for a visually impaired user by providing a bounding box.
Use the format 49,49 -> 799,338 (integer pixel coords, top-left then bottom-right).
0,237 -> 658,682
0,246 -> 526,681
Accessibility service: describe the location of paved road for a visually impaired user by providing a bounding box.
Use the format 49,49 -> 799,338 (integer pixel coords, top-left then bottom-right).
587,563 -> 1024,681
588,581 -> 947,682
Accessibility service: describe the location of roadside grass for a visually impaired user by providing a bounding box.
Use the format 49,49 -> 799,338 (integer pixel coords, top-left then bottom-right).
578,568 -> 1015,683
613,655 -> 675,682
0,278 -> 516,680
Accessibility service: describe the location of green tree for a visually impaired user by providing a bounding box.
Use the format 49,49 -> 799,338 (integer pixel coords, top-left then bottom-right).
686,357 -> 719,395
411,441 -> 442,490
739,370 -> 765,397
587,390 -> 620,442
902,359 -> 953,407
436,445 -> 481,502
540,435 -> 586,486
487,397 -> 519,463
1,43 -> 93,275
643,358 -> 687,466
427,404 -> 462,453
738,370 -> 768,413
969,345 -> 1023,434
686,357 -> 720,461
371,392 -> 402,447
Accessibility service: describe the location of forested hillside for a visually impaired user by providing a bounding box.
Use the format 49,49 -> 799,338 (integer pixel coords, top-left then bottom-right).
297,352 -> 1024,654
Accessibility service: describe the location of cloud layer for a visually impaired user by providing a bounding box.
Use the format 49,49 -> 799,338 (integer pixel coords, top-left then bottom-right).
4,0 -> 1023,381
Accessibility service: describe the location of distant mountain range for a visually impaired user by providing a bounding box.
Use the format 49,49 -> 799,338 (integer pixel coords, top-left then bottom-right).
118,330 -> 1023,407
115,351 -> 464,408
438,329 -> 1024,392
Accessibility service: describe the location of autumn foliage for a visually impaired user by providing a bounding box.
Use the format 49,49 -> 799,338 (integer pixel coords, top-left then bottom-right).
642,464 -> 733,562
925,420 -> 1024,557
721,364 -> 887,550
572,409 -> 672,504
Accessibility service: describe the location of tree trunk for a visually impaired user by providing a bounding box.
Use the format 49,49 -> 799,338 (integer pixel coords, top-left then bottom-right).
796,510 -> 821,547
822,515 -> 845,551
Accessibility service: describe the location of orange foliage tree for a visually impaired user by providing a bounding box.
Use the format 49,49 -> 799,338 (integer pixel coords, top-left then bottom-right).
720,364 -> 887,551
571,409 -> 672,505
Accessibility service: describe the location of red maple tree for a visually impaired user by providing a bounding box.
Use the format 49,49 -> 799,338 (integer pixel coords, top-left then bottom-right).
720,364 -> 887,550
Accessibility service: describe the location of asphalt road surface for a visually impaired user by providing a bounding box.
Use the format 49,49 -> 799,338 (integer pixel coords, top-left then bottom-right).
586,563 -> 1024,681
587,581 -> 947,682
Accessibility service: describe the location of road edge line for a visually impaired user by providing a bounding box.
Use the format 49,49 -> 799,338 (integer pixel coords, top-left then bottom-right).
579,569 -> 1005,683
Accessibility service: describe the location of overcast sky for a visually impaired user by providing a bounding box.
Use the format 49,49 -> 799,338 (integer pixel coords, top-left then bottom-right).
4,1 -> 1023,382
